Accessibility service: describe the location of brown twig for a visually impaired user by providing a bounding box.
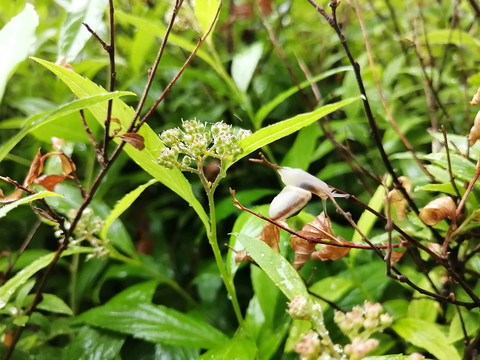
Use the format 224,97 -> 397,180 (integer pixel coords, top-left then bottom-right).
129,0 -> 184,131
133,1 -> 221,132
305,0 -> 420,217
353,0 -> 435,182
441,126 -> 462,198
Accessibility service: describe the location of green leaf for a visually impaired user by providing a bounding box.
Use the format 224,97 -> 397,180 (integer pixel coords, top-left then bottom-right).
448,308 -> 480,343
100,179 -> 157,239
416,183 -> 465,196
422,153 -> 476,182
424,29 -> 480,48
0,191 -> 63,219
58,0 -> 109,62
281,124 -> 322,170
196,332 -> 257,360
392,318 -> 461,360
106,280 -> 159,306
231,42 -> 263,93
235,233 -> 309,300
76,303 -> 228,349
0,247 -> 92,309
253,66 -> 351,128
308,276 -> 354,310
62,326 -> 125,360
0,4 -> 39,102
31,57 -> 210,231
0,92 -> 135,163
238,97 -> 360,162
24,293 -> 73,316
194,0 -> 221,44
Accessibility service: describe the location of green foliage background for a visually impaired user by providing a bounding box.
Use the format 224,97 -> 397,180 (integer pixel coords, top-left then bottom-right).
1,0 -> 480,359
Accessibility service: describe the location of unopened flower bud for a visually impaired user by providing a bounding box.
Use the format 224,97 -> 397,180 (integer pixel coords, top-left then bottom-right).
288,295 -> 311,319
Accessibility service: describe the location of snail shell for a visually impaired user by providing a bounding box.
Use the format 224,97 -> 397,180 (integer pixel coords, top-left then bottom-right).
277,167 -> 346,199
269,185 -> 312,220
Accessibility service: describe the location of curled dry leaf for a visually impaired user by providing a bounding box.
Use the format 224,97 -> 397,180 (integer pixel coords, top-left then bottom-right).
470,87 -> 480,105
234,250 -> 252,263
419,196 -> 457,226
387,176 -> 411,221
469,110 -> 480,146
296,212 -> 338,243
387,249 -> 406,265
34,174 -> 71,191
118,133 -> 145,150
257,221 -> 280,252
258,0 -> 273,15
290,236 -> 316,270
24,148 -> 44,187
311,244 -> 350,262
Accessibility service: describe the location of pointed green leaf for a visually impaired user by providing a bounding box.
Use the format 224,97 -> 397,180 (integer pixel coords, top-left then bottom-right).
62,326 -> 125,360
76,302 -> 228,349
231,42 -> 263,93
253,66 -> 351,128
100,179 -> 157,239
58,0 -> 109,62
392,318 -> 461,360
0,191 -> 63,219
195,0 -> 221,44
196,332 -> 257,360
235,233 -> 309,300
0,4 -> 39,102
238,97 -> 360,161
0,91 -> 135,162
0,247 -> 92,309
31,57 -> 210,230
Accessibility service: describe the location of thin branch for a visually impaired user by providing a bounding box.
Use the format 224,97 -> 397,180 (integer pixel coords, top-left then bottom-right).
133,2 -> 221,132
129,0 -> 184,131
305,0 -> 420,216
353,0 -> 435,181
441,126 -> 462,198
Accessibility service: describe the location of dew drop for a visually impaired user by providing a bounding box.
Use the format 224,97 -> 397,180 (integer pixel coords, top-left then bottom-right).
260,253 -> 265,257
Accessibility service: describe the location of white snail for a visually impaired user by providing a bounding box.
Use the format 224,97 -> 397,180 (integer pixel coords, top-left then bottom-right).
277,167 -> 348,200
269,167 -> 348,221
269,185 -> 312,220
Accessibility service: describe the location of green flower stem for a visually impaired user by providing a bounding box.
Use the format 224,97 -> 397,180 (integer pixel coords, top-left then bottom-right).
201,164 -> 244,326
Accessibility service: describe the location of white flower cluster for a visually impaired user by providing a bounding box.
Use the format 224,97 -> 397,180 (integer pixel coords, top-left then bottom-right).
157,119 -> 251,169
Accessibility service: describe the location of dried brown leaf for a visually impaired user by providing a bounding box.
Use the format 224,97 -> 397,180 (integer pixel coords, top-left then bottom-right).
469,110 -> 480,146
0,188 -> 24,204
419,196 -> 457,226
234,250 -> 253,263
58,153 -> 76,174
232,3 -> 253,19
118,133 -> 145,150
290,236 -> 316,270
311,244 -> 350,261
257,222 -> 280,252
34,174 -> 70,191
470,87 -> 480,105
258,0 -> 272,15
24,149 -> 43,187
296,212 -> 338,243
388,249 -> 406,265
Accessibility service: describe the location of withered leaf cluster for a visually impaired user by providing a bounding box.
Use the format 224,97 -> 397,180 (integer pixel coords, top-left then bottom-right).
236,213 -> 350,270
0,148 -> 76,204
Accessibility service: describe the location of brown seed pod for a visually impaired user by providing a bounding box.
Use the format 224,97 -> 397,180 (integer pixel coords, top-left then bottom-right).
419,196 -> 457,226
470,87 -> 480,105
469,110 -> 480,146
